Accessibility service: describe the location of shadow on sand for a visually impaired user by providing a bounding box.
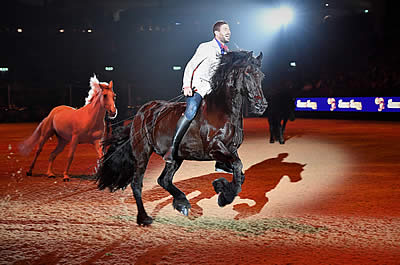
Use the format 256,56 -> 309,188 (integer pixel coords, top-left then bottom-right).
142,153 -> 305,220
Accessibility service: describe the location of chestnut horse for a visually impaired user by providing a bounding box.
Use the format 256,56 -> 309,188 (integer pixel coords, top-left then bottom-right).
19,75 -> 117,181
96,51 -> 267,225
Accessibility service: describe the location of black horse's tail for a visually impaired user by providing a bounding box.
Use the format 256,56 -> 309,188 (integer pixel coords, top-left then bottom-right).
96,124 -> 135,192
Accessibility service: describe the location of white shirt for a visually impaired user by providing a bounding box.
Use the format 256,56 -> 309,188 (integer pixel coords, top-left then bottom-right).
182,39 -> 224,98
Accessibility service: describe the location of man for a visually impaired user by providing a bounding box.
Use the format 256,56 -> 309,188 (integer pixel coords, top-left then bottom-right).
164,20 -> 233,173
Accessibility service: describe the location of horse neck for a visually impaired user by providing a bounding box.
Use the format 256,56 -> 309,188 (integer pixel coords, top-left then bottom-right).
206,73 -> 244,122
82,94 -> 106,127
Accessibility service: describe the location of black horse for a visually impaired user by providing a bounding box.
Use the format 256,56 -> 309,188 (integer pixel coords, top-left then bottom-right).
266,91 -> 296,144
96,51 -> 267,225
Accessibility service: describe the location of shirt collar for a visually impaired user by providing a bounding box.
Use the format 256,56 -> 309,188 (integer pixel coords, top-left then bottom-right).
214,38 -> 228,54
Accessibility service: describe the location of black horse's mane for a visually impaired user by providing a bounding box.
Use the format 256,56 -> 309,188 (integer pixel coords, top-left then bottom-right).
210,50 -> 260,92
206,50 -> 259,113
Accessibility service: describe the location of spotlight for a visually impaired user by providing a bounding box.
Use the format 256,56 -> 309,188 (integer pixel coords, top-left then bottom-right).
17,28 -> 23,33
264,6 -> 294,29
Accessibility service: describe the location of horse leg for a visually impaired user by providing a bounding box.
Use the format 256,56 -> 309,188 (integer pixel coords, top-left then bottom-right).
210,144 -> 244,207
267,116 -> 274,143
278,118 -> 285,144
46,137 -> 68,178
157,159 -> 191,216
131,167 -> 154,226
93,140 -> 103,173
27,135 -> 51,176
213,158 -> 244,207
282,118 -> 288,135
93,139 -> 103,158
131,145 -> 155,225
279,118 -> 288,144
63,136 -> 78,182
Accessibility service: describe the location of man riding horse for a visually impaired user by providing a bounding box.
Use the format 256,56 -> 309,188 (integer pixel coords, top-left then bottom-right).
163,20 -> 233,173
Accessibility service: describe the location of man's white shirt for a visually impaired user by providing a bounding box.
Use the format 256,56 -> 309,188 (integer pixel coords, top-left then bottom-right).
182,39 -> 224,98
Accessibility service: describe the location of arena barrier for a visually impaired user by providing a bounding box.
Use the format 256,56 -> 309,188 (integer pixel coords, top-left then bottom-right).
296,97 -> 400,113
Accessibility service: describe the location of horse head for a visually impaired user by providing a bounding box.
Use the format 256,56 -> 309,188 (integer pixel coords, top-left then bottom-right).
88,75 -> 118,119
209,51 -> 267,116
99,81 -> 118,119
242,51 -> 268,115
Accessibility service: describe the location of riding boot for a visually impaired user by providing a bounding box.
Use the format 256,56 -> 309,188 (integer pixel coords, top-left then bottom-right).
163,115 -> 192,163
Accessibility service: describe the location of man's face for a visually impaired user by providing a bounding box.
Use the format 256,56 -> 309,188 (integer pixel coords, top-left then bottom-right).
215,24 -> 231,43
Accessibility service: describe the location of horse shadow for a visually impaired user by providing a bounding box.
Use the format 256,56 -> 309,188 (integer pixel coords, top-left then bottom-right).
142,153 -> 305,220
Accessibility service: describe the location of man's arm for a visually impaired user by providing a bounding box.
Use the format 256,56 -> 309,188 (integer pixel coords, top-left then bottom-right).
182,43 -> 211,95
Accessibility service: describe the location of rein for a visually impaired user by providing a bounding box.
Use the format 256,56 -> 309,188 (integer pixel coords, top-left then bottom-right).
108,94 -> 185,127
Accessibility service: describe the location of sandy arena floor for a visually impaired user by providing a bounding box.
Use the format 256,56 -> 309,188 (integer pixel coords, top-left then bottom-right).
0,118 -> 399,264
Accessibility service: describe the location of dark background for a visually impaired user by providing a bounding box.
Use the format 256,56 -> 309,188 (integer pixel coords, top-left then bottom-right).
1,0 -> 399,122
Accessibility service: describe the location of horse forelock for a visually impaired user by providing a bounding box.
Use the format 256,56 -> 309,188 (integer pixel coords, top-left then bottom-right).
85,75 -> 109,105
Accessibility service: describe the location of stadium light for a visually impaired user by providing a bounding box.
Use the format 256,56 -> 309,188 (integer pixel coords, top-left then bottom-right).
263,6 -> 294,30
0,67 -> 9,72
17,28 -> 23,33
105,66 -> 114,71
172,66 -> 182,71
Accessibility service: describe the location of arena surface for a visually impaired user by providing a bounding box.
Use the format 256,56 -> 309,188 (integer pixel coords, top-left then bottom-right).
1,118 -> 399,264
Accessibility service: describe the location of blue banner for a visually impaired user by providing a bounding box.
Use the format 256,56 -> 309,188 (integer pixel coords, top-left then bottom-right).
295,97 -> 400,112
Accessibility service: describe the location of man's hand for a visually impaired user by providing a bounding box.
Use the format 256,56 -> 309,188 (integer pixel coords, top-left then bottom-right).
182,86 -> 193,97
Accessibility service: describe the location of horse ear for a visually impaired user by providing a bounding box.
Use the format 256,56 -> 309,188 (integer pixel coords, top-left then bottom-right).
109,81 -> 113,89
256,52 -> 263,61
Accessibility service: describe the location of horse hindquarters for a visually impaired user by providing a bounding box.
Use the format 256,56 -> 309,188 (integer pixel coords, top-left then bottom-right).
96,124 -> 154,225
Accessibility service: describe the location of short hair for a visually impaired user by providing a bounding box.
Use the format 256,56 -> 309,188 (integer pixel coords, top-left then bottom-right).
213,20 -> 228,36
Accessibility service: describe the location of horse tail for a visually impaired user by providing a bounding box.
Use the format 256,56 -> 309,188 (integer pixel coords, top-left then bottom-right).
96,124 -> 135,192
18,119 -> 46,156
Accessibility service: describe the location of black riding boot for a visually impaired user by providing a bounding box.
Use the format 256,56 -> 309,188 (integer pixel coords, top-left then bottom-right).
163,115 -> 192,163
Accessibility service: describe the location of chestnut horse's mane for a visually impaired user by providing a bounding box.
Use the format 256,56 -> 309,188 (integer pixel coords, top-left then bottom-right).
85,74 -> 110,106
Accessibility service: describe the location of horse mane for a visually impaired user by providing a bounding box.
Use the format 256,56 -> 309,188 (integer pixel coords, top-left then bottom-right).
206,50 -> 255,113
85,74 -> 109,105
210,50 -> 255,93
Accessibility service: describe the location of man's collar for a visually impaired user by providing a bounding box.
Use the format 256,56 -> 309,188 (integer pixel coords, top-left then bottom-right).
214,38 -> 228,52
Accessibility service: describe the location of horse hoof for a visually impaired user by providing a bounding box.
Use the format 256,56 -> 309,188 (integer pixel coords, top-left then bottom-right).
269,139 -> 274,143
63,178 -> 70,182
48,175 -> 56,178
217,193 -> 230,207
137,215 -> 153,226
180,207 -> 189,216
26,171 -> 32,176
173,198 -> 191,216
279,140 -> 285,144
212,178 -> 228,194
